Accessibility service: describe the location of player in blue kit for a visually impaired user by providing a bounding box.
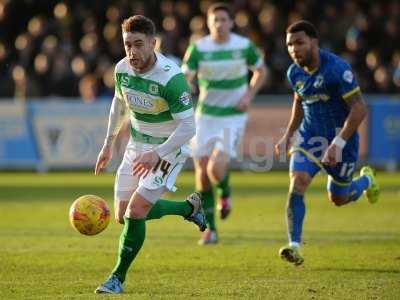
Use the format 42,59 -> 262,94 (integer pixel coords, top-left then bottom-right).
275,20 -> 380,266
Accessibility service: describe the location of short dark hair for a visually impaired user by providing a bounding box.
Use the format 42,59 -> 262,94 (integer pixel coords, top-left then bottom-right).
121,15 -> 156,36
286,20 -> 319,39
207,2 -> 233,19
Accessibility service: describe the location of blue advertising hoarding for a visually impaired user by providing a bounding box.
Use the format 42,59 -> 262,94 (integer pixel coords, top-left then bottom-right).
0,98 -> 399,170
29,101 -> 110,169
0,102 -> 39,168
368,100 -> 400,166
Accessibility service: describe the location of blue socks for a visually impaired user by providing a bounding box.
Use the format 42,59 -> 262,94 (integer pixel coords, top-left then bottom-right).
286,193 -> 305,246
348,175 -> 371,202
285,176 -> 370,247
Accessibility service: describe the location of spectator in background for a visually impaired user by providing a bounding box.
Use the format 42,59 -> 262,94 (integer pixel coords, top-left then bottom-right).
78,73 -> 98,103
12,65 -> 40,100
0,41 -> 13,97
51,51 -> 79,97
100,63 -> 115,98
0,0 -> 399,99
155,34 -> 181,66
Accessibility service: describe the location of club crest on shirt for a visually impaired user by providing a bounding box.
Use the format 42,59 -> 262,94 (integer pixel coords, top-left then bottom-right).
313,75 -> 324,88
149,83 -> 159,95
343,70 -> 354,83
179,91 -> 191,106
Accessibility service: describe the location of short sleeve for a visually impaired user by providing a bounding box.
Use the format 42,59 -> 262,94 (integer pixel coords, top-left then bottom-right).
331,61 -> 360,101
181,43 -> 199,74
163,73 -> 194,119
246,41 -> 264,70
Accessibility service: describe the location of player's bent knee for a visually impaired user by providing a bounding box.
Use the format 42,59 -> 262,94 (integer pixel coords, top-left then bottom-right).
127,209 -> 146,219
126,198 -> 152,219
328,194 -> 348,206
126,205 -> 150,219
126,188 -> 160,219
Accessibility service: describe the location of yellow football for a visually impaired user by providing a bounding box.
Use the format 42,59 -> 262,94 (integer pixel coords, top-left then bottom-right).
69,195 -> 110,235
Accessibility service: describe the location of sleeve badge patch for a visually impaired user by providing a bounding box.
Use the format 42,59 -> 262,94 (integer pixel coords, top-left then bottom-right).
343,70 -> 354,83
179,91 -> 191,106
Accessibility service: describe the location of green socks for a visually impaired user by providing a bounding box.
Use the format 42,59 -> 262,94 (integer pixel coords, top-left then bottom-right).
146,199 -> 193,220
112,217 -> 146,283
216,172 -> 231,198
201,189 -> 216,230
111,200 -> 194,283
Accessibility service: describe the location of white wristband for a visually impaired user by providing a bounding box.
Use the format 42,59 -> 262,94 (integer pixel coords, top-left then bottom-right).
332,136 -> 346,149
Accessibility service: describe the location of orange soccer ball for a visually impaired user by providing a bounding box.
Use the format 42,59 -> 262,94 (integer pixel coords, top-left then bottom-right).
69,195 -> 110,235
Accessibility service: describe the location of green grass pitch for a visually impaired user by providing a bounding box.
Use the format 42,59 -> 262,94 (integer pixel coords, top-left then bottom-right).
0,171 -> 399,299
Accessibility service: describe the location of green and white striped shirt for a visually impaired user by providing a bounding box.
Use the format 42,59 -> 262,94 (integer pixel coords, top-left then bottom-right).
182,33 -> 263,117
114,52 -> 193,143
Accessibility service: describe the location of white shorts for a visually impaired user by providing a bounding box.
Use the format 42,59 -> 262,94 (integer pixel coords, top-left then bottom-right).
191,114 -> 247,158
115,142 -> 186,204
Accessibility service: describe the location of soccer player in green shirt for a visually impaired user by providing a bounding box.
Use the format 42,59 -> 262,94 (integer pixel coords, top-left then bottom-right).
93,15 -> 207,294
182,3 -> 267,244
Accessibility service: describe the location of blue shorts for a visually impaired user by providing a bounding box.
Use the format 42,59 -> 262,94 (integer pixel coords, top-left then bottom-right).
289,148 -> 357,197
289,126 -> 359,197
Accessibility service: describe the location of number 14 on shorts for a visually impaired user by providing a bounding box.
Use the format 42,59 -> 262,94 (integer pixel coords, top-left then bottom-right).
140,158 -> 172,183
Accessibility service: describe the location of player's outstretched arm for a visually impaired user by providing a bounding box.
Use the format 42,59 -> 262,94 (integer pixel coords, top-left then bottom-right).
275,93 -> 303,156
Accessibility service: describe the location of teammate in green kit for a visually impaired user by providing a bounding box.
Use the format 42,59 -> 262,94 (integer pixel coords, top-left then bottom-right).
182,3 -> 267,244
